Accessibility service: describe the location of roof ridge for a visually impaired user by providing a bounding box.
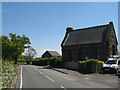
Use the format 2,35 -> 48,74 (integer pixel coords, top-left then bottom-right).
47,50 -> 56,52
74,24 -> 109,31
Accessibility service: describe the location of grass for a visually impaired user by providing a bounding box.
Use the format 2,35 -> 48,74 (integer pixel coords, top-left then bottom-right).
1,60 -> 19,88
18,60 -> 27,65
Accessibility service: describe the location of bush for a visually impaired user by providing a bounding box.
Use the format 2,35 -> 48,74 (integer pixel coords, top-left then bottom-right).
32,57 -> 64,67
49,57 -> 64,68
79,59 -> 104,65
78,59 -> 104,73
32,58 -> 49,66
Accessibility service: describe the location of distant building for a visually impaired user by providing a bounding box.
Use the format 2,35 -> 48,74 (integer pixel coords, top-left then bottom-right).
42,51 -> 61,58
61,22 -> 118,63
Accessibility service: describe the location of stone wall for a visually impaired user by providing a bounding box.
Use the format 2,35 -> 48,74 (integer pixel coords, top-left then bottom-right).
65,61 -> 79,70
62,43 -> 109,62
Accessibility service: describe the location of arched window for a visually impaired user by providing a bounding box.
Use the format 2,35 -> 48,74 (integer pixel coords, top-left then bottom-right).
79,47 -> 88,61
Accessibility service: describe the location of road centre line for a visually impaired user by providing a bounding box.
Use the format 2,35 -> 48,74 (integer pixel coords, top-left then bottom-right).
29,65 -> 44,75
39,71 -> 44,75
44,75 -> 55,82
29,66 -> 69,89
60,85 -> 67,90
30,65 -> 72,81
84,78 -> 89,80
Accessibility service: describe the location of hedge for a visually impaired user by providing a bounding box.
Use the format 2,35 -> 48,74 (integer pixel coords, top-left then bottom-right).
32,57 -> 64,67
78,59 -> 104,73
32,58 -> 49,66
49,57 -> 64,68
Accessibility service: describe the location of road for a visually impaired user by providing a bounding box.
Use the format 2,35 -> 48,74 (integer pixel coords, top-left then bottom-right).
21,65 -> 118,89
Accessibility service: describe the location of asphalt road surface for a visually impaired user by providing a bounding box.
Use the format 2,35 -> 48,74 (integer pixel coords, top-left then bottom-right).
21,65 -> 118,89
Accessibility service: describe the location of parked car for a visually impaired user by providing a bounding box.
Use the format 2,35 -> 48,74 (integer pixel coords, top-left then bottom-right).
102,55 -> 120,75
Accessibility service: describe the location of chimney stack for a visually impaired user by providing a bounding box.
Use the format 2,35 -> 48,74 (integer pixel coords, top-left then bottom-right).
66,27 -> 73,33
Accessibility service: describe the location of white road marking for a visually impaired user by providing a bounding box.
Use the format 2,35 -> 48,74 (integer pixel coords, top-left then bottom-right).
44,75 -> 55,82
84,78 -> 89,80
39,71 -> 44,75
60,85 -> 67,90
20,65 -> 23,88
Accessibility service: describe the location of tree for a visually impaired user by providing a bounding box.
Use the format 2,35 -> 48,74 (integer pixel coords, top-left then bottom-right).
1,36 -> 11,60
2,33 -> 31,64
24,47 -> 37,64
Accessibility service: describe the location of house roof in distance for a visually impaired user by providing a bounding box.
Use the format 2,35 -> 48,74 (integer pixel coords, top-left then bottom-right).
62,22 -> 117,46
46,51 -> 61,57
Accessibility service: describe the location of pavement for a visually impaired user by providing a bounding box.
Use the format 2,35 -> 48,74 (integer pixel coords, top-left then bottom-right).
45,66 -> 120,79
51,66 -> 120,90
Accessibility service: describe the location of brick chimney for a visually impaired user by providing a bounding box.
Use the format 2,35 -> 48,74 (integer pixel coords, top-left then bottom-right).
66,27 -> 73,33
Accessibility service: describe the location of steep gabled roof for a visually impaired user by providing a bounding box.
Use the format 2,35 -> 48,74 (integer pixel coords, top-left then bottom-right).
46,51 -> 61,57
62,22 -> 116,46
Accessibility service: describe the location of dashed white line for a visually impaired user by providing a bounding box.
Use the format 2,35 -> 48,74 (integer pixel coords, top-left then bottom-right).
84,78 -> 89,80
60,85 -> 67,90
44,75 -> 55,82
20,65 -> 23,88
39,71 -> 44,75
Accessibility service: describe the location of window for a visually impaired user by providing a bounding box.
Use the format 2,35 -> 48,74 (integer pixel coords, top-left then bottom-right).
105,60 -> 117,64
118,61 -> 120,65
79,47 -> 88,61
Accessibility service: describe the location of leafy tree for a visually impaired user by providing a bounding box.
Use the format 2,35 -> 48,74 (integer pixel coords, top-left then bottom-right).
1,36 -> 11,60
2,33 -> 31,64
24,47 -> 37,64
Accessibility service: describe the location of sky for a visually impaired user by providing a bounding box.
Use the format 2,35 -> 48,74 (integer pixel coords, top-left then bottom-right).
2,2 -> 119,57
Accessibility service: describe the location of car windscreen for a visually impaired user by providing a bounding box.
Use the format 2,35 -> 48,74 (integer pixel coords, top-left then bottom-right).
105,60 -> 117,64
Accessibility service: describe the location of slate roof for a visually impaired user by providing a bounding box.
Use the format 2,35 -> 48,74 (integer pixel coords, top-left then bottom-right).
46,51 -> 61,57
62,22 -> 115,46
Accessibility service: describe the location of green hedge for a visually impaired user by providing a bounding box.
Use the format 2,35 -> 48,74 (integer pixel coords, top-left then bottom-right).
32,58 -> 49,66
32,57 -> 64,67
78,59 -> 104,73
79,59 -> 104,65
1,60 -> 18,88
49,57 -> 64,68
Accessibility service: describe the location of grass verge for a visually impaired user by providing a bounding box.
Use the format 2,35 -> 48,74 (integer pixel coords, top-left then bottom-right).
1,60 -> 19,88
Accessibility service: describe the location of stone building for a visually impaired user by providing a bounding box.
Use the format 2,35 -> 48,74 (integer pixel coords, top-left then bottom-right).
61,22 -> 118,69
42,51 -> 61,58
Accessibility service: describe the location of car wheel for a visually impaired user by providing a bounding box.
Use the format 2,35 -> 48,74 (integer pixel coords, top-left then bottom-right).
102,71 -> 105,74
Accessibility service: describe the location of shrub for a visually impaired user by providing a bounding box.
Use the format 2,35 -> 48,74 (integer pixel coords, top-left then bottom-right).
32,58 -> 49,66
79,59 -> 104,65
78,59 -> 104,73
32,57 -> 64,67
49,57 -> 63,68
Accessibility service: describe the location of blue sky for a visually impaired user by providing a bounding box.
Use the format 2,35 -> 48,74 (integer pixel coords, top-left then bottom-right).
2,2 -> 119,57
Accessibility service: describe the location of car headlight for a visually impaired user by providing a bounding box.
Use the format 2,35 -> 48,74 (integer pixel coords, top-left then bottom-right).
111,66 -> 116,68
